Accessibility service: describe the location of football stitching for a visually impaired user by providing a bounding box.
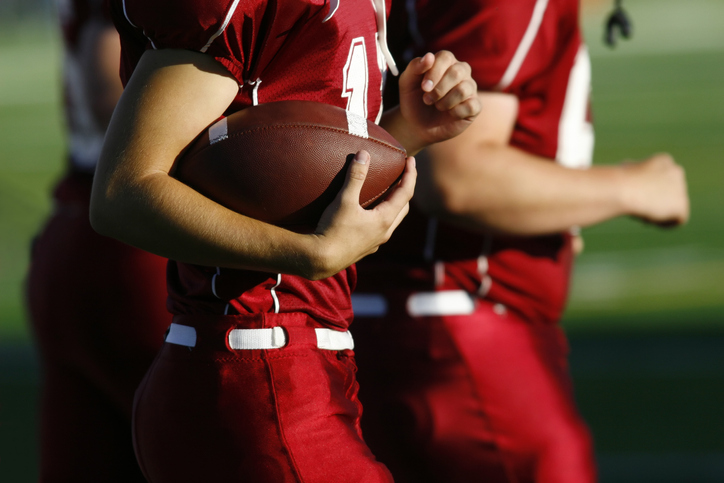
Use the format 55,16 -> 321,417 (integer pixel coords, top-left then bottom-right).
184,123 -> 406,225
195,123 -> 406,155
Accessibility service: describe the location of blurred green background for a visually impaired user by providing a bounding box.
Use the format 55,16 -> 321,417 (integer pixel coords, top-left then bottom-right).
1,0 -> 722,481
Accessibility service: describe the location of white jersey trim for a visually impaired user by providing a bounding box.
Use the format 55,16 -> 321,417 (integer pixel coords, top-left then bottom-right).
323,0 -> 340,22
201,0 -> 242,53
211,267 -> 222,298
121,0 -> 138,28
495,0 -> 549,91
556,45 -> 594,168
271,274 -> 282,313
122,0 -> 158,49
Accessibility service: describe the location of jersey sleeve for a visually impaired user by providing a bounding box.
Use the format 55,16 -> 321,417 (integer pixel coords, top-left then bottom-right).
413,0 -> 530,90
411,0 -> 586,162
111,0 -> 270,86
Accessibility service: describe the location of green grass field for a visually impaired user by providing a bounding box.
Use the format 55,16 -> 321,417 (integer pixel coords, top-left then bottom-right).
568,0 -> 724,328
0,17 -> 64,345
1,0 -> 723,481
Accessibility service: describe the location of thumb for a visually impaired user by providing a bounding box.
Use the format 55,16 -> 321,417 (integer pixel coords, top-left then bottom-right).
407,52 -> 435,77
399,53 -> 435,90
339,150 -> 370,205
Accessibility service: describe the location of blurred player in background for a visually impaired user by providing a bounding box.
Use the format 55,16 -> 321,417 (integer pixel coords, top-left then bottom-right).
89,0 -> 479,481
25,0 -> 171,481
353,0 -> 690,482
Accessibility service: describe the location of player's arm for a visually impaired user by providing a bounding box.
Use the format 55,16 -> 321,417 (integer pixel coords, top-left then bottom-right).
415,91 -> 689,235
76,11 -> 123,128
90,49 -> 415,280
380,51 -> 481,155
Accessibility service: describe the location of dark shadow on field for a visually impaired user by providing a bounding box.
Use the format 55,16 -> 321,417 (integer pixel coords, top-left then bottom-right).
0,343 -> 39,483
567,308 -> 724,482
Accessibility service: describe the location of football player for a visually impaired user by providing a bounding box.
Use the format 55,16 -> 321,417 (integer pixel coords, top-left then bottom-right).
26,0 -> 170,481
89,0 -> 480,481
353,0 -> 689,481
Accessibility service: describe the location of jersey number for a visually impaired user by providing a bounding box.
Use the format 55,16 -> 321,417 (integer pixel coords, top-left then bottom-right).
342,37 -> 369,119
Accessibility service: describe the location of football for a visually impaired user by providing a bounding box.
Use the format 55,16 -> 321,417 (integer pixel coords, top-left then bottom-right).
174,100 -> 407,231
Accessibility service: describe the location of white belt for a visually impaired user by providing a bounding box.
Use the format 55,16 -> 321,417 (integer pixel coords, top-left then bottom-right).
351,290 -> 477,317
165,323 -> 354,350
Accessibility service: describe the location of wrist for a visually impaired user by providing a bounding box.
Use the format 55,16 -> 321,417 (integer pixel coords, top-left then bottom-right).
611,164 -> 640,216
295,233 -> 343,281
379,107 -> 425,155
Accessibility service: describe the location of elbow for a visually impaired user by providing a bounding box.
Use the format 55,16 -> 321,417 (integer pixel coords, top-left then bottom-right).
436,183 -> 473,218
88,182 -> 123,239
421,177 -> 477,220
415,149 -> 486,219
88,194 -> 113,237
413,167 -> 456,218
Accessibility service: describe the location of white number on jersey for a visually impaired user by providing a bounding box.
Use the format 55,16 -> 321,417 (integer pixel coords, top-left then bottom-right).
342,37 -> 370,119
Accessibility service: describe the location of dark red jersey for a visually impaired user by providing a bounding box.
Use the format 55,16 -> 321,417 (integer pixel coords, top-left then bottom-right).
359,0 -> 593,325
111,0 -> 395,328
57,0 -> 112,171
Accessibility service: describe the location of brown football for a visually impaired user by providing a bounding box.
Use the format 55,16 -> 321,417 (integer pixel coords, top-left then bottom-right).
174,100 -> 407,231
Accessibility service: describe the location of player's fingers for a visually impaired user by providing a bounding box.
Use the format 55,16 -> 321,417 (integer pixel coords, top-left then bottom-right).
380,156 -> 417,208
572,234 -> 585,256
649,152 -> 675,166
338,150 -> 370,205
432,77 -> 479,114
402,51 -> 458,96
387,200 -> 410,235
406,52 -> 436,79
397,53 -> 435,98
421,55 -> 472,106
448,93 -> 482,120
667,191 -> 690,226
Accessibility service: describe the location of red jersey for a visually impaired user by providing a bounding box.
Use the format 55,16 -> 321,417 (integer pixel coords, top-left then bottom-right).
112,0 -> 394,328
359,0 -> 593,325
57,0 -> 111,171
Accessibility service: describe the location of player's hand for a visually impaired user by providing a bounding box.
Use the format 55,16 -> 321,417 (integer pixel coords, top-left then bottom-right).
309,151 -> 416,279
397,51 -> 481,151
572,234 -> 585,255
620,153 -> 689,227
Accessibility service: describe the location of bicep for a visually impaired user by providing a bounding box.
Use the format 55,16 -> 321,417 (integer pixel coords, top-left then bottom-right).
429,91 -> 518,159
98,48 -> 239,184
418,91 -> 517,194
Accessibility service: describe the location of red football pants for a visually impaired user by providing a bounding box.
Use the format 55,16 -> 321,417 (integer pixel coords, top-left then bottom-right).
133,313 -> 393,483
26,171 -> 171,482
354,298 -> 597,483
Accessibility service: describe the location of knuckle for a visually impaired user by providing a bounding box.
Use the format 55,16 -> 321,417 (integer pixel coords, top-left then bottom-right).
385,210 -> 399,228
465,78 -> 477,95
437,50 -> 455,63
459,61 -> 472,76
453,103 -> 471,119
448,63 -> 466,82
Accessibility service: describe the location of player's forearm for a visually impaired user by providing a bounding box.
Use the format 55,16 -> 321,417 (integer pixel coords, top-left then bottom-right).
92,46 -> 418,280
379,106 -> 426,155
417,142 -> 632,236
89,48 -> 333,279
93,170 -> 336,277
91,149 -> 417,281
